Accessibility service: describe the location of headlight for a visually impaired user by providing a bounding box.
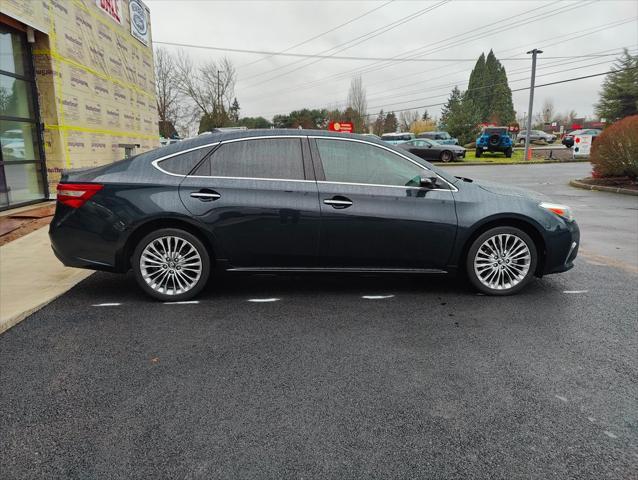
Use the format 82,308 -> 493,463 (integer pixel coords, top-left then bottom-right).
539,202 -> 574,222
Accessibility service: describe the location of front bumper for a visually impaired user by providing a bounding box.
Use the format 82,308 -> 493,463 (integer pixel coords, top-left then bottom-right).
543,220 -> 580,274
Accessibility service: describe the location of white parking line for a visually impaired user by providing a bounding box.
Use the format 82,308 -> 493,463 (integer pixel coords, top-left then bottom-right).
563,290 -> 589,294
248,298 -> 280,303
92,303 -> 122,307
603,431 -> 618,439
362,295 -> 395,300
163,300 -> 200,305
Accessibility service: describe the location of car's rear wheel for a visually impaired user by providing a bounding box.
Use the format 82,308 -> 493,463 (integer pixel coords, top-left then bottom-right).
132,228 -> 210,301
466,227 -> 537,295
440,150 -> 453,162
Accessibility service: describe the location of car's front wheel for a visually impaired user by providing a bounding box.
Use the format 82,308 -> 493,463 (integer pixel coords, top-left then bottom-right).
466,227 -> 537,295
132,228 -> 210,301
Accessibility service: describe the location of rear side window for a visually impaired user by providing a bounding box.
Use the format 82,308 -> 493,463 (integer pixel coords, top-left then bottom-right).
194,138 -> 305,180
157,147 -> 211,175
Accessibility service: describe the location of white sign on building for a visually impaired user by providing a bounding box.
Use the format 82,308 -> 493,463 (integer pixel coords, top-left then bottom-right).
129,0 -> 151,46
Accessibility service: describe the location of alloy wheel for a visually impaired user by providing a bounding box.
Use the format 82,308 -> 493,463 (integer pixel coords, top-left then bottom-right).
473,233 -> 531,291
139,236 -> 202,296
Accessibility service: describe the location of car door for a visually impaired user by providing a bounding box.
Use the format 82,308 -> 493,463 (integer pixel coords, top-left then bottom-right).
178,136 -> 321,268
310,137 -> 457,270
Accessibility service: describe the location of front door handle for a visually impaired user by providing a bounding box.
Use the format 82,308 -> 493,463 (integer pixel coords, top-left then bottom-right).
323,196 -> 353,209
190,189 -> 221,201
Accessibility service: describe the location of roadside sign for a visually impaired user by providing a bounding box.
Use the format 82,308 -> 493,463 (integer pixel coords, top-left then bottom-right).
328,122 -> 353,133
573,135 -> 593,157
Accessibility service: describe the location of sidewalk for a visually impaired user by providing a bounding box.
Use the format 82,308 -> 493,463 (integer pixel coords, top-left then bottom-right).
0,226 -> 92,334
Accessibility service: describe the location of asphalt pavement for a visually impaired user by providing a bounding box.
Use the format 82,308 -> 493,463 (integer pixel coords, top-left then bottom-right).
1,163 -> 637,479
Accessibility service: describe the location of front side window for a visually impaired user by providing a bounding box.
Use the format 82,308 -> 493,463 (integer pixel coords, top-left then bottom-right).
202,138 -> 304,180
316,139 -> 429,187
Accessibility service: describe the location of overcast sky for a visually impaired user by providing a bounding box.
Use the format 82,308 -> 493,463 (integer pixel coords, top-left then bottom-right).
146,0 -> 637,122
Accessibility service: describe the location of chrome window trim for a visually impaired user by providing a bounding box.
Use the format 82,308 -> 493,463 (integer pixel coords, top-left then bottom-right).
150,134 -> 457,191
151,135 -> 307,180
309,135 -> 458,192
184,175 -> 315,183
151,141 -> 221,177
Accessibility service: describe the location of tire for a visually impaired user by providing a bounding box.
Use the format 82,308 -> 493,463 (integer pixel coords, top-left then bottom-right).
519,138 -> 525,145
505,147 -> 513,158
132,228 -> 210,301
466,226 -> 538,296
475,148 -> 482,158
488,134 -> 500,147
440,150 -> 453,162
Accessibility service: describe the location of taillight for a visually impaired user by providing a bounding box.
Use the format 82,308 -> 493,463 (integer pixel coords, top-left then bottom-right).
56,183 -> 103,208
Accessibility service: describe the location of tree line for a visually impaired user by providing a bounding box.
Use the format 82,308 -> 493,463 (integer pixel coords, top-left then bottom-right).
156,47 -> 637,141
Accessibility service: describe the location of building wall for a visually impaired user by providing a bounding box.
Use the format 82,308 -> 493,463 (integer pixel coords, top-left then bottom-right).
1,0 -> 158,192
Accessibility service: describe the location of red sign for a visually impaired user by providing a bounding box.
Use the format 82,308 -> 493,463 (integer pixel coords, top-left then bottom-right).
96,0 -> 123,24
328,122 -> 353,133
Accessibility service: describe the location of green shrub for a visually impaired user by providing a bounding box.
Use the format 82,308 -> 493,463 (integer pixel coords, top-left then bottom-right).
590,115 -> 638,179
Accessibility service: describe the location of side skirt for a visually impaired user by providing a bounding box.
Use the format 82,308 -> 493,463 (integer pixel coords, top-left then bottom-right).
225,267 -> 449,274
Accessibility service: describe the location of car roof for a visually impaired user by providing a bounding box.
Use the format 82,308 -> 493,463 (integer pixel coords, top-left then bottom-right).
142,129 -> 393,161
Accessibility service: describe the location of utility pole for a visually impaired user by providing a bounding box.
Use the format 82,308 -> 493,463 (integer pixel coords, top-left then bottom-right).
524,49 -> 542,160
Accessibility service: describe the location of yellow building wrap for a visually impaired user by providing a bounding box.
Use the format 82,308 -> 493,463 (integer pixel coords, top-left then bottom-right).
1,0 -> 159,192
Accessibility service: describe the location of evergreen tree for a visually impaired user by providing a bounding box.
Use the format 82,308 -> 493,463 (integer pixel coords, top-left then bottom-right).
373,110 -> 385,136
595,49 -> 638,121
466,50 -> 515,125
465,53 -> 486,118
421,109 -> 431,121
383,112 -> 398,133
229,98 -> 240,124
440,87 -> 480,145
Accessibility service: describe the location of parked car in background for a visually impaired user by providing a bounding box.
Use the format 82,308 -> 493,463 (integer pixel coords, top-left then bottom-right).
417,131 -> 459,145
50,129 -> 579,300
361,133 -> 381,140
561,129 -> 602,148
476,127 -> 514,158
400,138 -> 465,162
517,130 -> 556,144
381,132 -> 415,145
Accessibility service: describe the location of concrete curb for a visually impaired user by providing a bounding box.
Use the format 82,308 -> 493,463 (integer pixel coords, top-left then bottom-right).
569,179 -> 638,196
435,159 -> 590,167
0,227 -> 93,334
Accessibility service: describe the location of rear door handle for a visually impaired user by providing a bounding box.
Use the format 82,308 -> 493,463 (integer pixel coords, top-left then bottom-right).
190,189 -> 221,201
323,196 -> 353,209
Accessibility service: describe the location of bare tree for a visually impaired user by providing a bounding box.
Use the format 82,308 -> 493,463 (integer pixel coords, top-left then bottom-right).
154,47 -> 182,138
347,76 -> 368,132
399,109 -> 420,132
175,51 -> 237,130
535,98 -> 555,125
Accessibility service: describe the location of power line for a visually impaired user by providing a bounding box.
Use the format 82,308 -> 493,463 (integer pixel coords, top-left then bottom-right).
240,0 -> 597,101
235,0 -> 394,70
250,16 -> 635,117
361,67 -> 637,117
239,0 -> 451,87
153,40 -> 622,63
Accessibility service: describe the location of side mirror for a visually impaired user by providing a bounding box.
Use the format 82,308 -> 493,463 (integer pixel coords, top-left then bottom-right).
420,176 -> 438,189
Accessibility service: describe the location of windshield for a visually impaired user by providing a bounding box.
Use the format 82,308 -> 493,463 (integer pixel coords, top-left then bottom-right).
437,132 -> 451,139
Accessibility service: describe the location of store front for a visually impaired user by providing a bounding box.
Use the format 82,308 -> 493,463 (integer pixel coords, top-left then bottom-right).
0,22 -> 47,210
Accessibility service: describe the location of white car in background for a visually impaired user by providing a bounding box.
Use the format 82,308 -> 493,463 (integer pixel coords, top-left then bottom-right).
380,132 -> 415,145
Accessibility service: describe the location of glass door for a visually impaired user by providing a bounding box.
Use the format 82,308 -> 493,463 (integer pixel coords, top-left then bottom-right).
0,23 -> 47,210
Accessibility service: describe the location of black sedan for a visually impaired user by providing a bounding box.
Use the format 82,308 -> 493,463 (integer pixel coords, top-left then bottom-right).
399,138 -> 466,162
50,130 -> 579,300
